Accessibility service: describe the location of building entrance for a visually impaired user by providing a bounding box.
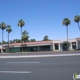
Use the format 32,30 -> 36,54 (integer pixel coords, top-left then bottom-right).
62,43 -> 68,51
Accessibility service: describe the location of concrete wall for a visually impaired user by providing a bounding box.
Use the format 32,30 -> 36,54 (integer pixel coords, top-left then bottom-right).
77,41 -> 80,49
0,45 -> 2,49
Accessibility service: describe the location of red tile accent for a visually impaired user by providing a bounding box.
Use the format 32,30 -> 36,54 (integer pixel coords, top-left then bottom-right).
8,40 -> 53,47
76,38 -> 80,40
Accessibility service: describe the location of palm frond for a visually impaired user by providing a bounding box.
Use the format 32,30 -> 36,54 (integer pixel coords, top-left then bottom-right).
18,19 -> 25,27
6,25 -> 12,33
62,18 -> 70,26
0,22 -> 6,30
74,15 -> 80,23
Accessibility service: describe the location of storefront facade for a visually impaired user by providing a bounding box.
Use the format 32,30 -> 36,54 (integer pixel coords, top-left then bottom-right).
6,40 -> 53,52
0,38 -> 80,52
53,39 -> 77,51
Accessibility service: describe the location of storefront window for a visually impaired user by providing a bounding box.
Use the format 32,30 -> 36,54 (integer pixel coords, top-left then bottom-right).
55,44 -> 59,50
72,42 -> 76,49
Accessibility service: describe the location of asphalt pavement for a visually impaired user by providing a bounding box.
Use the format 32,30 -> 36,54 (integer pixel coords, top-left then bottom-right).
0,54 -> 80,80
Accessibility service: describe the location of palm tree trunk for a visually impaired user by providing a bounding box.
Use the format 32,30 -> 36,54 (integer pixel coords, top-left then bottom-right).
25,41 -> 26,51
8,33 -> 9,52
78,22 -> 80,30
21,27 -> 23,52
1,30 -> 3,53
66,26 -> 68,51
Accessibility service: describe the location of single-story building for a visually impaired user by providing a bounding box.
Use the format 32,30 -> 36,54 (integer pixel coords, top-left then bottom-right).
0,38 -> 80,52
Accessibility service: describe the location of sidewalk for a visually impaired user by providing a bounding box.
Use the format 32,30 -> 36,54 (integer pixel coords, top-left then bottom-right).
0,50 -> 80,54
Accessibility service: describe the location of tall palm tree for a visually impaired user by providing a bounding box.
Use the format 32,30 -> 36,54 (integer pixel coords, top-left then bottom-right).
62,18 -> 70,51
22,30 -> 29,42
6,25 -> 12,52
18,19 -> 25,52
0,22 -> 6,52
22,30 -> 29,51
74,15 -> 80,30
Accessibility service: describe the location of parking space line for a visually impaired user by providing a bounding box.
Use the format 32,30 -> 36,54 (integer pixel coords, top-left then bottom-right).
0,71 -> 31,73
6,62 -> 40,64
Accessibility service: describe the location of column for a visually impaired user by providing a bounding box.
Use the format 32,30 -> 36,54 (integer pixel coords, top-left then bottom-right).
70,42 -> 72,50
50,45 -> 53,51
59,43 -> 60,51
60,43 -> 62,51
1,45 -> 3,53
76,40 -> 78,49
53,43 -> 55,51
1,48 -> 3,53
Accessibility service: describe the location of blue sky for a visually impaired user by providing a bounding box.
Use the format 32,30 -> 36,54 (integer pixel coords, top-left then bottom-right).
0,0 -> 80,42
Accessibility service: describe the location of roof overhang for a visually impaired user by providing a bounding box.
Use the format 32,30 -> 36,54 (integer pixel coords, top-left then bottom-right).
9,43 -> 52,47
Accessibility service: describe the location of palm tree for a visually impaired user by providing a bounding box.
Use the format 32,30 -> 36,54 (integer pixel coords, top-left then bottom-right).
43,35 -> 49,41
0,42 -> 1,44
62,18 -> 70,51
17,39 -> 21,43
10,40 -> 14,43
3,40 -> 8,44
22,30 -> 29,42
74,15 -> 80,30
30,39 -> 36,42
0,22 -> 6,52
22,30 -> 29,51
18,19 -> 25,51
13,39 -> 22,43
6,25 -> 12,52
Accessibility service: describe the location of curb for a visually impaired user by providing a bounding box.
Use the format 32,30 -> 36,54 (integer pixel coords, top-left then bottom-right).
0,51 -> 80,54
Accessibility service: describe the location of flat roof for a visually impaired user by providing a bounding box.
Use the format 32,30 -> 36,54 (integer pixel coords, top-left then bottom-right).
8,40 -> 53,47
0,37 -> 80,47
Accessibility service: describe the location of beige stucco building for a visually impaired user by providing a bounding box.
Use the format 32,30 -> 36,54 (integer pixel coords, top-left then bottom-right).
0,38 -> 80,52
